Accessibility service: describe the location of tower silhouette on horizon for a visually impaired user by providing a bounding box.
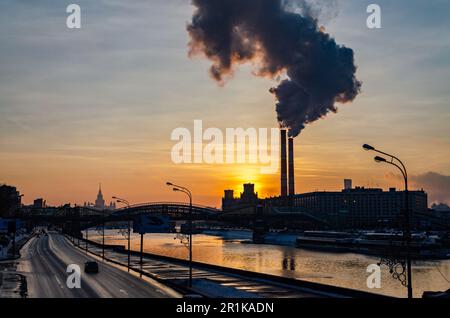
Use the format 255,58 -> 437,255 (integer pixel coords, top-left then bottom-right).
95,183 -> 105,210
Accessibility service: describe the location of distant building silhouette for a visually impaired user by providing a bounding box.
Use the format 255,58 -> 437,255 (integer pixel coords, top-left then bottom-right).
431,203 -> 450,223
291,185 -> 428,229
431,203 -> 450,212
222,183 -> 258,210
344,179 -> 352,190
95,184 -> 105,209
83,184 -> 116,210
33,198 -> 46,208
0,184 -> 21,217
226,179 -> 431,230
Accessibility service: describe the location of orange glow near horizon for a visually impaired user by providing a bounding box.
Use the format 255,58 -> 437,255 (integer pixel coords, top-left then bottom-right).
1,136 -> 443,208
1,1 -> 450,209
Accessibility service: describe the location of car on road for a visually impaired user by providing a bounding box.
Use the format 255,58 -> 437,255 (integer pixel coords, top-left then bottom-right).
84,261 -> 99,274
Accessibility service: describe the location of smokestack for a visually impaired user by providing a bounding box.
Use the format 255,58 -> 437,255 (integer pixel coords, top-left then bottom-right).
188,0 -> 361,138
288,136 -> 295,196
280,129 -> 287,197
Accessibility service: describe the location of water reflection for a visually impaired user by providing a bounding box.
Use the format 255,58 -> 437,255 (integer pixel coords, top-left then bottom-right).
282,250 -> 296,271
89,229 -> 450,298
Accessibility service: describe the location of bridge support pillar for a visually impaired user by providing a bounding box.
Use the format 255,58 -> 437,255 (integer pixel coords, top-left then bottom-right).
252,204 -> 266,244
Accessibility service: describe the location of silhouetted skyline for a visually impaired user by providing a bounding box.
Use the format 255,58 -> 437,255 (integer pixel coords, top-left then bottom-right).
0,0 -> 449,207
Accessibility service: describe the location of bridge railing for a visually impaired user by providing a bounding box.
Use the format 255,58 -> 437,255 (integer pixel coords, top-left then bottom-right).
113,201 -> 220,213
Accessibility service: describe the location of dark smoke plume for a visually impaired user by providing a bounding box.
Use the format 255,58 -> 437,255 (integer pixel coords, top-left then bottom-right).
187,0 -> 361,137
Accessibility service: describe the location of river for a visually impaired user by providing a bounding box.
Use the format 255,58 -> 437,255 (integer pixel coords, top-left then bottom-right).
87,228 -> 450,298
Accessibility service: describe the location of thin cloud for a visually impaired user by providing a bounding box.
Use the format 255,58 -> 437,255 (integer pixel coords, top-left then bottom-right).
386,171 -> 450,205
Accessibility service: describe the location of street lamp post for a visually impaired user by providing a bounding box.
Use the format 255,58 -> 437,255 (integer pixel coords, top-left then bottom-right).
102,220 -> 105,260
166,182 -> 193,288
363,144 -> 413,299
85,228 -> 88,253
139,233 -> 144,265
113,196 -> 131,272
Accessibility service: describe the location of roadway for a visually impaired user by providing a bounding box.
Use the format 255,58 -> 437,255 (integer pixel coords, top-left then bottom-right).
84,241 -> 333,298
17,232 -> 180,298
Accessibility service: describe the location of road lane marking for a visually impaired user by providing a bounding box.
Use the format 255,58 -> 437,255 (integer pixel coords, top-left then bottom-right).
119,289 -> 128,295
61,234 -> 182,298
55,276 -> 64,289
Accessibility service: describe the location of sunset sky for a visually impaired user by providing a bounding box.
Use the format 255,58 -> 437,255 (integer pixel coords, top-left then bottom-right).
1,0 -> 449,207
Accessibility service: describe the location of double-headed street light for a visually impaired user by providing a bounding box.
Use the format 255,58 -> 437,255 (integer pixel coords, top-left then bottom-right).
363,144 -> 413,299
112,196 -> 130,208
166,182 -> 193,288
113,196 -> 132,272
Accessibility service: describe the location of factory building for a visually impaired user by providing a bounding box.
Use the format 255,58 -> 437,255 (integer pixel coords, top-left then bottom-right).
293,186 -> 428,229
222,183 -> 258,211
221,129 -> 431,230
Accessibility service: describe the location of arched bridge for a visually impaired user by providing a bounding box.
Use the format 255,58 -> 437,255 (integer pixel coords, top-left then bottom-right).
111,202 -> 219,220
20,201 -> 220,224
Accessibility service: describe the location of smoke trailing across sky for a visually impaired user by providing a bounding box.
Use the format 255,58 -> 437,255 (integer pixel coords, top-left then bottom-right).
187,0 -> 361,137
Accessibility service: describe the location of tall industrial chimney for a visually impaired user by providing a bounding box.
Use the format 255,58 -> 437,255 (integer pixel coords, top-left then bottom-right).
288,136 -> 295,196
280,129 -> 288,197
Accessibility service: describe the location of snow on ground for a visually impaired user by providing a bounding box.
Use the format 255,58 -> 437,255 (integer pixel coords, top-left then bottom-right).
192,279 -> 259,298
0,233 -> 31,260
